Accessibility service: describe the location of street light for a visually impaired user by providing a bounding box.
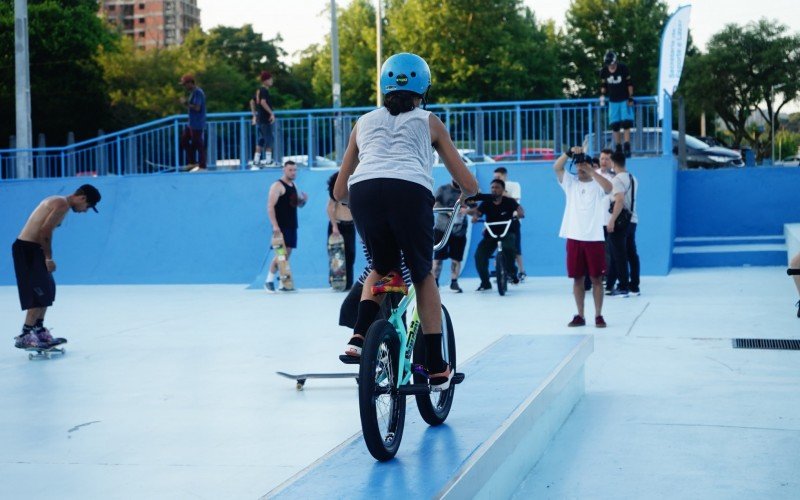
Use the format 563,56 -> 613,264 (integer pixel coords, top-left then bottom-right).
375,0 -> 382,107
771,83 -> 785,165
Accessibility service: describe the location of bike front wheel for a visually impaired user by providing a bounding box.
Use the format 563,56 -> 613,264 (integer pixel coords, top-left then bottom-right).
495,252 -> 507,296
358,319 -> 406,461
413,305 -> 457,426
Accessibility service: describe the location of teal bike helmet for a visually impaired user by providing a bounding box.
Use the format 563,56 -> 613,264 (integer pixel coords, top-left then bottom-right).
380,53 -> 431,97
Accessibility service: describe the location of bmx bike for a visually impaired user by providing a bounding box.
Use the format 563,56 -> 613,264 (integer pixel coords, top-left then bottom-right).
482,219 -> 515,296
344,201 -> 465,461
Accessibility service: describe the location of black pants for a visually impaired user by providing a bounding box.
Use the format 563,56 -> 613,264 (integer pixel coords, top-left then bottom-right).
609,222 -> 640,291
475,234 -> 517,285
327,220 -> 356,290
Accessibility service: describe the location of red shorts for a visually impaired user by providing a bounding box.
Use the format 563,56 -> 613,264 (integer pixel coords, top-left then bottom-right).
566,239 -> 606,278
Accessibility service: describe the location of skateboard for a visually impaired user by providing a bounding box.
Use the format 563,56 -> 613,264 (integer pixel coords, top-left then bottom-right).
271,234 -> 295,291
145,160 -> 187,173
327,233 -> 347,291
25,339 -> 67,360
276,371 -> 358,390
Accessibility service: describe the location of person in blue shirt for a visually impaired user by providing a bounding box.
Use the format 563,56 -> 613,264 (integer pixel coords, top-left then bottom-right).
179,73 -> 207,171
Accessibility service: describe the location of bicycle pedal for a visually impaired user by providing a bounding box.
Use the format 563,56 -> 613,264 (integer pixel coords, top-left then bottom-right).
453,372 -> 465,385
339,354 -> 360,365
398,384 -> 433,395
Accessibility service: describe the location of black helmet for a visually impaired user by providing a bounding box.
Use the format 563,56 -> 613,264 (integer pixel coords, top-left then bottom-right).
604,50 -> 617,66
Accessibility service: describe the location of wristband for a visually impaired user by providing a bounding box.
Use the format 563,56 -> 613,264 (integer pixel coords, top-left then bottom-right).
566,150 -> 574,158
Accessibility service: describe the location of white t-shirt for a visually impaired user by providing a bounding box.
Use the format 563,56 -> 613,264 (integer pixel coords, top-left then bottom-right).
504,180 -> 522,202
596,169 -> 615,224
349,107 -> 434,193
558,172 -> 608,242
611,171 -> 638,224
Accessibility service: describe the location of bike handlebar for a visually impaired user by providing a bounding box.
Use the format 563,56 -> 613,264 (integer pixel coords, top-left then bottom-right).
482,219 -> 513,239
433,201 -> 462,252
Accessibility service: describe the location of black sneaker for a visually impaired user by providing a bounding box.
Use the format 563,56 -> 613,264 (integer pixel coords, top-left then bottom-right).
476,282 -> 492,292
449,280 -> 463,293
265,282 -> 275,293
511,275 -> 520,285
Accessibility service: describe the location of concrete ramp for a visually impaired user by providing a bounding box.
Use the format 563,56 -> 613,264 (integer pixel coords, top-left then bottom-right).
265,334 -> 593,499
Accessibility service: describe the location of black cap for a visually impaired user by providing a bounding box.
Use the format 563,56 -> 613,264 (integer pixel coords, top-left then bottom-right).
604,50 -> 617,66
77,184 -> 101,212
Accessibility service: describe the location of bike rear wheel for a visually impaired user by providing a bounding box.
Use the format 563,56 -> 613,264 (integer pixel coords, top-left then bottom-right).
358,319 -> 406,461
495,252 -> 507,296
413,305 -> 457,425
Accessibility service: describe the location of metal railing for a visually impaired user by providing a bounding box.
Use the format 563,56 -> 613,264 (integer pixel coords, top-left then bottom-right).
0,96 -> 662,180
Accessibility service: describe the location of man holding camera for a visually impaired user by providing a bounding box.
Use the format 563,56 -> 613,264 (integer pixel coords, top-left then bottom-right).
555,147 -> 613,327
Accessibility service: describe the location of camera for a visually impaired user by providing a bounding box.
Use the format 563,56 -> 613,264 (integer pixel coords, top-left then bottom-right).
572,152 -> 590,164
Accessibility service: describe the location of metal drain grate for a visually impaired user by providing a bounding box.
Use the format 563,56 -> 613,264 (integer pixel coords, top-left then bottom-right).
732,338 -> 800,350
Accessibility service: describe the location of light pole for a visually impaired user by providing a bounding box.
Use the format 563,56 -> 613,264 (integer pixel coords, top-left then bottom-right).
14,0 -> 32,178
375,0 -> 382,107
331,0 -> 343,162
771,83 -> 785,165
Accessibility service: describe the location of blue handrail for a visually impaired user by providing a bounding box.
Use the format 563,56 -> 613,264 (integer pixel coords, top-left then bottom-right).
0,96 -> 664,180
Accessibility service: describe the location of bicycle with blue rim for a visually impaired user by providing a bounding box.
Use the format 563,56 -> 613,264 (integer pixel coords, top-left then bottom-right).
341,202 -> 464,461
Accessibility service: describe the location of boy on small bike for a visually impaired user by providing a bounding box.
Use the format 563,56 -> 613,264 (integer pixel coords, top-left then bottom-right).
333,52 -> 478,391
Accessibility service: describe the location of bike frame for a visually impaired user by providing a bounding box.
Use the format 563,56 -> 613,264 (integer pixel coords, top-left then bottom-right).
381,202 -> 461,390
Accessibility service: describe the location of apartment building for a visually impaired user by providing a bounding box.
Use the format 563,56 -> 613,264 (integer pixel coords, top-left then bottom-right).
100,0 -> 201,49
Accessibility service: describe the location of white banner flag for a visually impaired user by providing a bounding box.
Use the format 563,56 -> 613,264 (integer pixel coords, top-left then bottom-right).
657,5 -> 692,121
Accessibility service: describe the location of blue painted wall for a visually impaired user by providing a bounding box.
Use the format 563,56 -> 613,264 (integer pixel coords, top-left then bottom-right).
676,167 -> 800,237
0,157 -> 676,286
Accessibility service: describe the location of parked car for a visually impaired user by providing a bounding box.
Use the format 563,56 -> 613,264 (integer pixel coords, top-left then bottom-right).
775,155 -> 800,167
281,155 -> 338,168
583,129 -> 744,169
433,148 -> 496,165
492,147 -> 555,162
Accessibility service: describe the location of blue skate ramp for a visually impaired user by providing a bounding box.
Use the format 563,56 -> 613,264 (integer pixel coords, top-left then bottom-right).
266,334 -> 593,499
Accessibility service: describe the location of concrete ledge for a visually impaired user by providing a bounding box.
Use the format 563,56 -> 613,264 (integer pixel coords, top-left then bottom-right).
673,235 -> 787,267
265,335 -> 593,499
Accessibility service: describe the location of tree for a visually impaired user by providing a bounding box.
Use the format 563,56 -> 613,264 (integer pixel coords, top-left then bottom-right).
561,0 -> 669,98
310,0 -> 379,108
679,19 -> 800,158
0,0 -> 118,145
386,0 -> 562,102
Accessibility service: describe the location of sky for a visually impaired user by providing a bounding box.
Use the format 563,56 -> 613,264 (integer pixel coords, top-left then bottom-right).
196,0 -> 800,63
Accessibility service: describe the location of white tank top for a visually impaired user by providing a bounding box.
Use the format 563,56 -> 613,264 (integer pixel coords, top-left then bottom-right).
349,107 -> 434,193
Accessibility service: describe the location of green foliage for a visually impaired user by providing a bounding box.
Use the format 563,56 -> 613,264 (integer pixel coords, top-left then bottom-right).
98,25 -> 317,131
562,0 -> 669,97
310,0 -> 379,108
0,0 -> 118,145
775,130 -> 800,160
386,0 -> 562,102
679,19 -> 800,159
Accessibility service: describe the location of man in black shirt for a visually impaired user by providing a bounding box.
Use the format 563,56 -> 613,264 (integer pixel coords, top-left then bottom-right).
471,179 -> 525,291
250,71 -> 276,167
599,50 -> 635,158
265,161 -> 308,291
